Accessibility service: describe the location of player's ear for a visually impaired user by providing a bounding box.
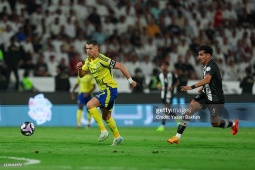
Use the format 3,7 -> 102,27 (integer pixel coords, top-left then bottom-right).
95,45 -> 99,50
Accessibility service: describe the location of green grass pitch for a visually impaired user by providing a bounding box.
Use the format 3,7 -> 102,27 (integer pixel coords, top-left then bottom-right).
0,127 -> 255,170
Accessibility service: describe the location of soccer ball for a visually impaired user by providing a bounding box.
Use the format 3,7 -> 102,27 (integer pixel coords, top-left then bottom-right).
20,122 -> 35,136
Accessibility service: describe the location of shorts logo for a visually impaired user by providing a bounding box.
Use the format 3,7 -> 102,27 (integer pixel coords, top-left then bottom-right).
96,91 -> 105,98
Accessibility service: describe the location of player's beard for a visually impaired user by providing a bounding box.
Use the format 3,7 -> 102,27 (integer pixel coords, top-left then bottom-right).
199,59 -> 205,65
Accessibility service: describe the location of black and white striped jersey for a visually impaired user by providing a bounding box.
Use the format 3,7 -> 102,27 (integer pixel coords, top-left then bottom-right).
157,72 -> 178,100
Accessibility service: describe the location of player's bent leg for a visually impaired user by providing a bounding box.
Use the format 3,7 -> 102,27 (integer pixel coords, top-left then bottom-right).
87,111 -> 91,128
167,100 -> 203,144
76,109 -> 82,129
102,108 -> 123,146
209,104 -> 239,135
87,98 -> 108,141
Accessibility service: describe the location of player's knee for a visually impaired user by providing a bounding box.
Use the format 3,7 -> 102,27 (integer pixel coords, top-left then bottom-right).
102,115 -> 107,120
102,113 -> 111,121
210,121 -> 220,127
86,102 -> 92,110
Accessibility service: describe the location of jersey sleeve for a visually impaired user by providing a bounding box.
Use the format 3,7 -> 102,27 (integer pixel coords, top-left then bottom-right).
82,59 -> 89,71
98,54 -> 116,68
205,63 -> 215,76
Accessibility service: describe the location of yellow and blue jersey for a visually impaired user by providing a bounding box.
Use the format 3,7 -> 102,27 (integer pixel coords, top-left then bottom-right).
82,53 -> 118,111
77,74 -> 95,94
82,53 -> 117,91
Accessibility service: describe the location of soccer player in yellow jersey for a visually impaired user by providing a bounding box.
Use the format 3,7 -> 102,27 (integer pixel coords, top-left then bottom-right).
70,73 -> 96,129
77,40 -> 137,146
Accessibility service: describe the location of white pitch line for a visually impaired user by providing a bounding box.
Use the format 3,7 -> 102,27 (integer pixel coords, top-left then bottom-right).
0,156 -> 41,165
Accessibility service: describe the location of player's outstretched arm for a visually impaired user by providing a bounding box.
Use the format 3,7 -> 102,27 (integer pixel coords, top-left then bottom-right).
181,74 -> 212,92
114,61 -> 137,88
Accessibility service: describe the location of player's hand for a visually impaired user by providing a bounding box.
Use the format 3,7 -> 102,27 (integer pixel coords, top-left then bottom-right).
77,62 -> 83,70
181,86 -> 192,92
130,81 -> 137,88
198,87 -> 203,93
70,92 -> 75,100
156,85 -> 162,90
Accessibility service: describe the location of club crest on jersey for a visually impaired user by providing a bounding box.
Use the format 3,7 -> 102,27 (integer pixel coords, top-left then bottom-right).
206,67 -> 211,71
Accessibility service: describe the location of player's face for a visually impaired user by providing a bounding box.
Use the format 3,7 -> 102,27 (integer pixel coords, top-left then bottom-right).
198,50 -> 210,65
86,44 -> 98,58
161,63 -> 168,72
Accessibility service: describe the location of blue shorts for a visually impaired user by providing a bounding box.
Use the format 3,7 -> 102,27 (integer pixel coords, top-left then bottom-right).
95,87 -> 118,111
77,93 -> 92,105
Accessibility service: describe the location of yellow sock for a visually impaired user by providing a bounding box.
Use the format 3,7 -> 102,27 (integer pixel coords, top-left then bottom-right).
87,112 -> 91,125
105,117 -> 120,138
88,108 -> 106,131
77,109 -> 82,126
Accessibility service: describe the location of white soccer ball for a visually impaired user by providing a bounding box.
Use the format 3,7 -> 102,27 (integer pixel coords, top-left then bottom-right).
20,122 -> 35,136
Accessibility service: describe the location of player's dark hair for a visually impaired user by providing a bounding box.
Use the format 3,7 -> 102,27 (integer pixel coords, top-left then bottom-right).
161,62 -> 169,66
87,40 -> 98,46
198,45 -> 213,55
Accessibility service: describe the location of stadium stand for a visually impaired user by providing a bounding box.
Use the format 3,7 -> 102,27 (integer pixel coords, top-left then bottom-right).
0,0 -> 254,92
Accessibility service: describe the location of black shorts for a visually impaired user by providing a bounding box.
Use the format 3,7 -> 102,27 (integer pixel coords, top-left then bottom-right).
194,93 -> 224,118
161,97 -> 172,104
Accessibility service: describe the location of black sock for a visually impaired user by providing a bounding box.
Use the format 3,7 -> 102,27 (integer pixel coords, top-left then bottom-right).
219,119 -> 233,128
177,120 -> 189,134
162,119 -> 166,125
177,124 -> 187,134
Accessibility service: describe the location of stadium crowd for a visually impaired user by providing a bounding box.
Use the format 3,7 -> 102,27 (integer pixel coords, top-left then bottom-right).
0,0 -> 255,91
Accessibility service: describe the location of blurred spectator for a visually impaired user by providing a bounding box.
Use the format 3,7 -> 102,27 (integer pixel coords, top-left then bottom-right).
33,54 -> 50,77
140,55 -> 153,78
57,58 -> 69,74
92,24 -> 107,45
130,68 -> 146,93
87,7 -> 101,27
116,15 -> 129,35
15,26 -> 26,42
1,24 -> 15,49
56,44 -> 69,64
55,65 -> 70,92
0,46 -> 7,90
19,70 -> 38,92
43,44 -> 57,63
146,17 -> 161,38
5,36 -> 24,90
143,38 -> 157,60
240,67 -> 254,94
148,68 -> 159,92
69,52 -> 82,77
176,67 -> 188,94
47,55 -> 58,77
